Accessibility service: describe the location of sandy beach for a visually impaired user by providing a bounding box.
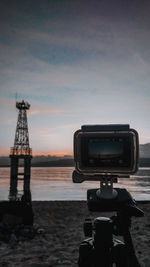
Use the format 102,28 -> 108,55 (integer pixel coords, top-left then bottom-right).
0,201 -> 149,267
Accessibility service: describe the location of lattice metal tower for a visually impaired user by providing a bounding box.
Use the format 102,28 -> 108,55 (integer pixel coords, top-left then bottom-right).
9,100 -> 32,201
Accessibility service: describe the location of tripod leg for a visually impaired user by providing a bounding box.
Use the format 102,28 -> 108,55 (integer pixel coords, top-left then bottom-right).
78,238 -> 112,267
117,209 -> 142,267
123,228 -> 141,267
112,239 -> 128,267
78,238 -> 94,267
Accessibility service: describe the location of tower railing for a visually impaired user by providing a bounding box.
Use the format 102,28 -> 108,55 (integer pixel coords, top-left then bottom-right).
10,147 -> 32,156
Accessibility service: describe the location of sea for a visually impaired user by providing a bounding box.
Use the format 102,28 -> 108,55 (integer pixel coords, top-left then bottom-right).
0,167 -> 150,201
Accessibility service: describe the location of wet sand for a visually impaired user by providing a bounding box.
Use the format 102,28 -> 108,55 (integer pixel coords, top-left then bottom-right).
0,201 -> 150,267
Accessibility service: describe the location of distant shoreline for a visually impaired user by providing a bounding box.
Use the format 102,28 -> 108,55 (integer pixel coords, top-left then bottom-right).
0,157 -> 150,167
0,157 -> 150,168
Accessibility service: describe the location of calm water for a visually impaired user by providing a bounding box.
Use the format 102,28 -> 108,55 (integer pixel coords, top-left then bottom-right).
0,167 -> 150,200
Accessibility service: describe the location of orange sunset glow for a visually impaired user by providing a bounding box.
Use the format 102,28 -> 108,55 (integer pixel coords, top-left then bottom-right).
0,147 -> 73,157
32,151 -> 73,157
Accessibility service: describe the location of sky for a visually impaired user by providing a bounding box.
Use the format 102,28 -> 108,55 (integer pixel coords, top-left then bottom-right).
0,0 -> 150,156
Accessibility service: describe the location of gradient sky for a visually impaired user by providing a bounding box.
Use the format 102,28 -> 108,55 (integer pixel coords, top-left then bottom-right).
0,0 -> 150,156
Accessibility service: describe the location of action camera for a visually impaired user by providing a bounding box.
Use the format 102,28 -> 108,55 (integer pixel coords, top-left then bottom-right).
73,124 -> 139,180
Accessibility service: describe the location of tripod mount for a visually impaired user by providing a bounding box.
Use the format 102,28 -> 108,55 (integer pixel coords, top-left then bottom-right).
78,175 -> 144,267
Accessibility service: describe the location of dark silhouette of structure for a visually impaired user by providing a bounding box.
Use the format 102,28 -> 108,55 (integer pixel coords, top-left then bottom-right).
9,100 -> 32,202
0,100 -> 33,227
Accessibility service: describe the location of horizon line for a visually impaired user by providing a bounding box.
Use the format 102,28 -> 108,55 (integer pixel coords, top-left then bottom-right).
0,142 -> 150,157
0,151 -> 73,157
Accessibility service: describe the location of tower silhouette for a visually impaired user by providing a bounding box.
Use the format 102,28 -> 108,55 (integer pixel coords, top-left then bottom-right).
9,100 -> 32,201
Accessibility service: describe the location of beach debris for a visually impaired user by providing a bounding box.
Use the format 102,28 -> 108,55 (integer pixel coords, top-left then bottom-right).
0,222 -> 36,244
37,228 -> 45,234
2,213 -> 23,225
0,216 -> 46,245
9,233 -> 17,246
0,200 -> 34,226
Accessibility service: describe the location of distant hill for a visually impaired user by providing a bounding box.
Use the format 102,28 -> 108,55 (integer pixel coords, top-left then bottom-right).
0,157 -> 10,166
139,158 -> 150,167
1,143 -> 150,167
32,158 -> 74,167
140,143 -> 150,158
0,155 -> 74,167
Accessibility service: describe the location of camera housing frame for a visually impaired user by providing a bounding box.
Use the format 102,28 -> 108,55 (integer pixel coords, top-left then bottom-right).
74,124 -> 139,179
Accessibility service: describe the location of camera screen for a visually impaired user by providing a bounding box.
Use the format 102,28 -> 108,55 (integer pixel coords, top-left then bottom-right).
81,136 -> 131,168
88,139 -> 123,158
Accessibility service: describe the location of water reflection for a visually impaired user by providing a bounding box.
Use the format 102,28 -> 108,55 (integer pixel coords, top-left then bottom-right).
0,167 -> 150,200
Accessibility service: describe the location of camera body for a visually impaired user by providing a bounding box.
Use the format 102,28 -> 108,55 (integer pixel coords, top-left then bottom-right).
73,124 -> 139,182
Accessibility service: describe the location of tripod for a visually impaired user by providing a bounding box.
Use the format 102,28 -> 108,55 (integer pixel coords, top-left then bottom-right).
78,179 -> 144,267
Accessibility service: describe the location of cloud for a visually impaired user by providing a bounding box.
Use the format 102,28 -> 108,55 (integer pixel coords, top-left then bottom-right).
36,127 -> 53,135
28,107 -> 65,116
0,98 -> 14,107
21,27 -> 110,54
35,123 -> 78,136
140,136 -> 150,144
4,118 -> 15,125
0,147 -> 10,156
